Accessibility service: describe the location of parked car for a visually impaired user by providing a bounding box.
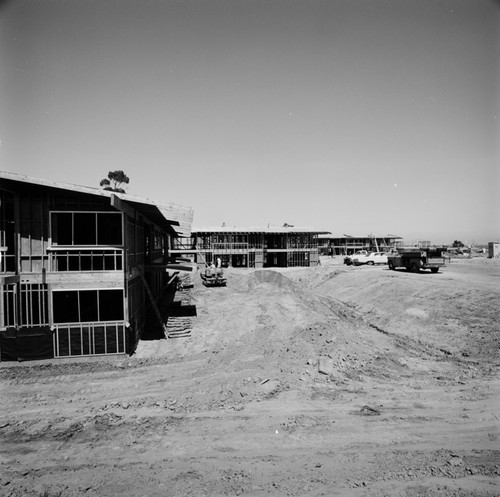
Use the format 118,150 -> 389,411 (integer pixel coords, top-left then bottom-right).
352,252 -> 388,266
343,250 -> 368,265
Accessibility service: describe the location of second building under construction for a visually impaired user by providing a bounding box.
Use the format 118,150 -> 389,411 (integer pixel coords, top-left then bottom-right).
171,226 -> 329,268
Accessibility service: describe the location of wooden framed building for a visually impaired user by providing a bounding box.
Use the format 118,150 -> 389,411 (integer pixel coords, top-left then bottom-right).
171,226 -> 330,268
0,172 -> 193,361
317,234 -> 403,256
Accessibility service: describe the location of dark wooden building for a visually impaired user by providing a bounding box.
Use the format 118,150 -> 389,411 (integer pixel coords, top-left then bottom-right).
0,172 -> 193,361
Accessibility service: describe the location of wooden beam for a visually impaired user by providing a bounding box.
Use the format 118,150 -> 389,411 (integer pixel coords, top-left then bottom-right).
43,272 -> 123,286
167,272 -> 180,286
110,194 -> 137,218
143,264 -> 168,272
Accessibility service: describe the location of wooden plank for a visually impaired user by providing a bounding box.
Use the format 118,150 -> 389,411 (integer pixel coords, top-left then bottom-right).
143,262 -> 197,273
44,272 -> 123,285
166,316 -> 193,339
0,275 -> 20,284
167,272 -> 179,286
166,263 -> 197,273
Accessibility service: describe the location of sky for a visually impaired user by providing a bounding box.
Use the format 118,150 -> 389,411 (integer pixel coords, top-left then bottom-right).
0,0 -> 498,245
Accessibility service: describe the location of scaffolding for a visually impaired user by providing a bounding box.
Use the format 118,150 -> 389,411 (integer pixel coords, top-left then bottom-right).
318,235 -> 402,256
172,228 -> 323,268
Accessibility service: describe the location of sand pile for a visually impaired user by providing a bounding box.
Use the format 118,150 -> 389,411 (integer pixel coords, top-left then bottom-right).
135,267 -> 403,411
136,260 -> 500,414
3,258 -> 499,497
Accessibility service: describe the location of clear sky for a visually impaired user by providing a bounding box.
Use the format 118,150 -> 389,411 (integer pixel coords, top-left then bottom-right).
1,0 -> 498,244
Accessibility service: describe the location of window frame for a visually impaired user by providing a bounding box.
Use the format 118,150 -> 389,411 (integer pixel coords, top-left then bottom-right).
51,288 -> 125,324
50,211 -> 124,247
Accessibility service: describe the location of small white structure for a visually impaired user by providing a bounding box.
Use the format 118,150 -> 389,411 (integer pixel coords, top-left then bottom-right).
488,242 -> 500,258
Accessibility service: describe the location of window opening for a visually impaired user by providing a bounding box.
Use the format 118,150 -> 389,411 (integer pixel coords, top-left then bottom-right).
52,212 -> 73,245
0,191 -> 16,272
52,289 -> 124,324
51,212 -> 123,246
74,213 -> 97,245
98,213 -> 122,245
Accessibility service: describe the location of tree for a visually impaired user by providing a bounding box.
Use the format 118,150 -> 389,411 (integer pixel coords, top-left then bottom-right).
452,240 -> 464,248
100,170 -> 130,193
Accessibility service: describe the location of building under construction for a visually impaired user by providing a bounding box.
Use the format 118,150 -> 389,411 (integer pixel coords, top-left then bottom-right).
317,234 -> 403,255
0,172 -> 193,361
171,226 -> 330,268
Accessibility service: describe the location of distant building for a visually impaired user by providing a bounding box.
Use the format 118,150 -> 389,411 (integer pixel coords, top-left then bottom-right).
488,242 -> 500,258
317,234 -> 402,256
0,172 -> 193,361
171,226 -> 330,268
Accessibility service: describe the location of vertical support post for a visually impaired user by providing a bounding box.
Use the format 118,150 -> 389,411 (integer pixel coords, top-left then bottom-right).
0,281 -> 4,329
138,265 -> 166,335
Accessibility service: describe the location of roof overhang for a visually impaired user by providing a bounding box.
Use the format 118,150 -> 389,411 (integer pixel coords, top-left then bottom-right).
0,171 -> 193,237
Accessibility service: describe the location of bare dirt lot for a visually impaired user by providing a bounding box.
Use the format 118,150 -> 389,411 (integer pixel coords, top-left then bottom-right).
1,257 -> 499,497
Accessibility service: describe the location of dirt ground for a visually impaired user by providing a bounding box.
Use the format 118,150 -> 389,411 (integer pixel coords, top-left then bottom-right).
1,256 -> 499,497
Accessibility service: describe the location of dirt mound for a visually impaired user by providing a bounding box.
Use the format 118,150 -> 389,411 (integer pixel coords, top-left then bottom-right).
2,259 -> 499,497
221,268 -> 297,293
305,263 -> 500,369
138,263 -> 500,404
159,267 -> 416,406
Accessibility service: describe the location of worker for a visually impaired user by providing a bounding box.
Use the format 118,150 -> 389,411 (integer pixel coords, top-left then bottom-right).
217,257 -> 221,268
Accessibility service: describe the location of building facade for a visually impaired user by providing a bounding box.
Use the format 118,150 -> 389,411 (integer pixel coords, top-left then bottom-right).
317,234 -> 403,255
0,172 -> 193,361
171,227 -> 329,268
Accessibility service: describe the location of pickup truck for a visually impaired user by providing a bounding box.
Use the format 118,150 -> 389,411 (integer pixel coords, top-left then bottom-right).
343,250 -> 368,265
387,247 -> 446,273
352,252 -> 388,266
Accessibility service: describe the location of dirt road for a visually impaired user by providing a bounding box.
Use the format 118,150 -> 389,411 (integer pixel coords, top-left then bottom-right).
1,257 -> 499,496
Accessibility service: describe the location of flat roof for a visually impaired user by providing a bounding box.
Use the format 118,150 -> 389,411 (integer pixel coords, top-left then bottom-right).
0,171 -> 193,237
317,234 -> 402,240
192,226 -> 331,235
